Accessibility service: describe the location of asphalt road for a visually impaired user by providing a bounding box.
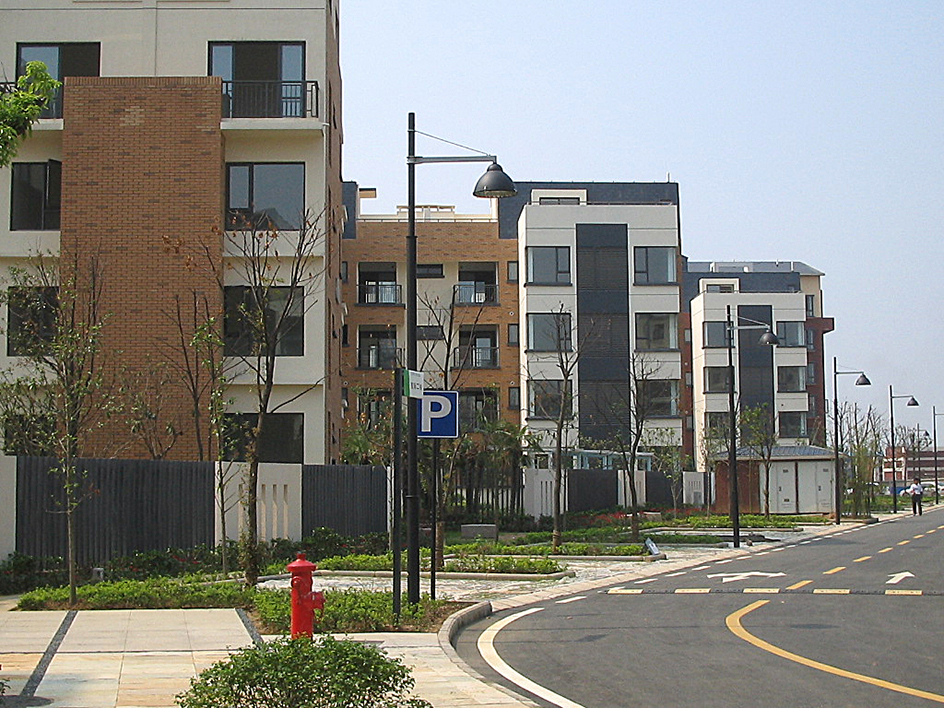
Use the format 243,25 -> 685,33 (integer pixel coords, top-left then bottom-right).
456,510 -> 944,708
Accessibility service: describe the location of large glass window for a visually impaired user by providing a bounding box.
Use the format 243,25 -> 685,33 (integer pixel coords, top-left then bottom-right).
226,163 -> 304,230
635,313 -> 678,350
633,246 -> 676,285
704,367 -> 729,393
7,286 -> 58,356
639,379 -> 679,417
17,43 -> 100,118
527,312 -> 572,352
458,389 -> 498,431
779,411 -> 807,438
358,328 -> 398,369
706,411 -> 729,433
529,379 -> 569,420
11,162 -> 61,230
210,42 -> 306,118
777,366 -> 807,392
224,286 -> 304,357
775,321 -> 805,347
222,412 -> 304,463
703,321 -> 728,348
527,247 -> 570,285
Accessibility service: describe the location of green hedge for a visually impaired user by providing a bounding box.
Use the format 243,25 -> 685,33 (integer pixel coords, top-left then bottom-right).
17,578 -> 255,610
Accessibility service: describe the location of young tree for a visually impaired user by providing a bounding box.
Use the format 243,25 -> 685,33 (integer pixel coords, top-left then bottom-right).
0,253 -> 118,605
122,360 -> 182,459
842,403 -> 884,517
696,419 -> 728,515
740,404 -> 778,517
0,61 -> 60,167
643,427 -> 691,516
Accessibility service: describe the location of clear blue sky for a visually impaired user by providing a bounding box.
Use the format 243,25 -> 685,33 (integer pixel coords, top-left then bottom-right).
340,1 -> 944,434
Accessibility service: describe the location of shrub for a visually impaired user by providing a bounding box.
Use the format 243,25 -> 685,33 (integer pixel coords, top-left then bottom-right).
176,634 -> 431,708
17,578 -> 255,610
0,552 -> 69,594
443,555 -> 560,574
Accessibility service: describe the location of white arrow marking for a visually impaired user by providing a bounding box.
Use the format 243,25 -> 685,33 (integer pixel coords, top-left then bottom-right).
887,571 -> 915,585
707,571 -> 787,584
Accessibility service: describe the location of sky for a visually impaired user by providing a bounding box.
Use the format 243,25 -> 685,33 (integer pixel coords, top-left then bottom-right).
339,1 -> 944,435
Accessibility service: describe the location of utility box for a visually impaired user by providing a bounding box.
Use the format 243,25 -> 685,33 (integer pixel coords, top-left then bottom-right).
461,523 -> 498,541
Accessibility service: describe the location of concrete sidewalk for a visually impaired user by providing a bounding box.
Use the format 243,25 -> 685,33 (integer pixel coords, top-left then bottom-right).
0,520 -> 884,707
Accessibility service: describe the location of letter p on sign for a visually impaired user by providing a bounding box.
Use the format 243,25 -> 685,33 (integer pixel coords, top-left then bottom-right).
417,391 -> 459,438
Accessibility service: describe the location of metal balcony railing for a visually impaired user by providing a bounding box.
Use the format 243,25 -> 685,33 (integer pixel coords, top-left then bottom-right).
358,345 -> 401,370
452,346 -> 499,369
454,282 -> 498,305
358,283 -> 402,305
221,80 -> 319,118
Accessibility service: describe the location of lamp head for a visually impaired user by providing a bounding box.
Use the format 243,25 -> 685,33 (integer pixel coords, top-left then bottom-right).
472,162 -> 517,198
907,396 -> 920,407
758,331 -> 779,346
855,374 -> 871,386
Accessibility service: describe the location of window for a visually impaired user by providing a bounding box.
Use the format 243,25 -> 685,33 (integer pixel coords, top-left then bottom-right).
529,379 -> 569,420
779,412 -> 807,438
341,324 -> 348,346
454,328 -> 498,369
224,286 -> 304,357
508,386 -> 521,410
634,246 -> 676,285
7,287 -> 58,356
358,263 -> 400,304
538,196 -> 580,205
635,313 -> 678,350
210,42 -> 306,118
226,163 -> 304,230
11,162 -> 61,231
458,389 -> 498,431
2,414 -> 54,456
703,321 -> 728,348
17,43 -> 100,118
527,247 -> 570,284
507,260 -> 519,283
456,263 -> 497,304
639,379 -> 679,417
706,411 -> 729,433
222,412 -> 304,463
528,312 -> 571,352
777,366 -> 807,392
358,328 -> 398,369
805,294 -> 816,317
705,283 -> 735,293
416,264 -> 443,278
806,328 -> 815,350
775,321 -> 804,347
416,325 -> 444,341
704,367 -> 729,393
508,323 -> 519,347
357,390 -> 391,429
340,261 -> 348,283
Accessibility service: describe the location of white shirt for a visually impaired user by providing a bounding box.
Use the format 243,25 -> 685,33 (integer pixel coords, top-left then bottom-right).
908,482 -> 923,496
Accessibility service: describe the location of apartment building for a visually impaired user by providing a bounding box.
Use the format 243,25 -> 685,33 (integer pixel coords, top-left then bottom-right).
0,0 -> 344,464
340,185 -> 520,434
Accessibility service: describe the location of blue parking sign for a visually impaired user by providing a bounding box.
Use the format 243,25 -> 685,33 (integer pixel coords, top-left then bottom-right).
417,391 -> 459,438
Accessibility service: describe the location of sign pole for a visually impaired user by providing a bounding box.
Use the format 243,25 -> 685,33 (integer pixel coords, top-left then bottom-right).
392,369 -> 403,618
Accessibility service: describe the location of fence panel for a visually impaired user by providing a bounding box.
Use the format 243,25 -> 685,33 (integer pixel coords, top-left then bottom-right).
302,464 -> 386,537
567,469 -> 618,513
16,457 -> 214,565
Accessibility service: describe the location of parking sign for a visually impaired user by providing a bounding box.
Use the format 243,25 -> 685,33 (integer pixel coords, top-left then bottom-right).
417,391 -> 459,438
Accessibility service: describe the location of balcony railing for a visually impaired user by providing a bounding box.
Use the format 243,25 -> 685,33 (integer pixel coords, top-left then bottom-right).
358,345 -> 401,370
454,282 -> 498,305
452,346 -> 499,369
358,283 -> 402,305
221,80 -> 319,118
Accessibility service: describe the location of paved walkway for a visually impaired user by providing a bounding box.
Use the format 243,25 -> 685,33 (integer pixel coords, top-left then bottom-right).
0,521 -> 880,707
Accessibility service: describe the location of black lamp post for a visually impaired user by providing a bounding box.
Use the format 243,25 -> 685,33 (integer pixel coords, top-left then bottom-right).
832,358 -> 870,524
404,112 -> 515,605
889,385 -> 919,514
726,305 -> 779,548
933,406 -> 944,506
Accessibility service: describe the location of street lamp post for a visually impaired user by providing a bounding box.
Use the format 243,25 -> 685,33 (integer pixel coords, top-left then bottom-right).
889,385 -> 919,514
726,305 -> 779,548
404,113 -> 515,605
933,406 -> 944,506
832,358 -> 870,524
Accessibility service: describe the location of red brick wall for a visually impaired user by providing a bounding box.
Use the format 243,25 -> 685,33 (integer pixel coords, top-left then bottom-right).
60,76 -> 223,460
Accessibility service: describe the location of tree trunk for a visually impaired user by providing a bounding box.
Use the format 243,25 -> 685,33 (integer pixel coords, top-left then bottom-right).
241,455 -> 260,586
763,465 -> 771,518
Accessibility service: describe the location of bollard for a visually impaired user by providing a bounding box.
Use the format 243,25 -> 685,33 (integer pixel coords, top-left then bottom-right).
287,552 -> 325,638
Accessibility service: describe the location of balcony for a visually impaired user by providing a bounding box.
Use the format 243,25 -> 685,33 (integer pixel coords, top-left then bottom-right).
358,283 -> 402,305
358,345 -> 401,370
452,346 -> 499,370
454,282 -> 498,305
221,80 -> 319,118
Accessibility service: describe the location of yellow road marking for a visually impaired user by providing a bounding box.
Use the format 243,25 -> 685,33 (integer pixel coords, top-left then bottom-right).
885,589 -> 922,596
853,555 -> 871,563
938,525 -> 944,529
823,566 -> 846,575
928,529 -> 937,534
608,588 -> 643,594
726,601 -> 944,704
914,534 -> 925,539
878,547 -> 893,553
897,540 -> 911,546
786,580 -> 812,590
675,588 -> 710,594
743,588 -> 780,594
813,588 -> 850,594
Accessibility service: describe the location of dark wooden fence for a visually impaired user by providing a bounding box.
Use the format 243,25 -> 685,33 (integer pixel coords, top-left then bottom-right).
567,469 -> 619,513
302,464 -> 387,537
16,457 -> 214,565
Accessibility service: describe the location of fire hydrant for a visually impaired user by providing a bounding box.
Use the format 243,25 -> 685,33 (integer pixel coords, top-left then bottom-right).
287,552 -> 324,638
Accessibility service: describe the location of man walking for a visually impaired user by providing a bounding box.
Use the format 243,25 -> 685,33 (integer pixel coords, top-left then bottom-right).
907,477 -> 924,516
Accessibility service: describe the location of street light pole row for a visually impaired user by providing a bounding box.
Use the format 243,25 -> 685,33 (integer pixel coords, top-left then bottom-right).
832,358 -> 870,524
888,385 -> 919,514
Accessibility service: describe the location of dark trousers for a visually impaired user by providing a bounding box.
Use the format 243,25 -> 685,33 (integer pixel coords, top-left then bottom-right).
912,494 -> 923,515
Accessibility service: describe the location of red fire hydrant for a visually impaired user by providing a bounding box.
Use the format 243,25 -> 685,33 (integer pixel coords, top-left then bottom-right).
287,552 -> 324,638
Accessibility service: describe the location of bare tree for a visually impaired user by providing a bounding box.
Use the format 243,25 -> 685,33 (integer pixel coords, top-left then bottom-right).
643,427 -> 690,516
696,419 -> 728,515
842,403 -> 884,517
740,404 -> 778,517
122,360 -> 182,459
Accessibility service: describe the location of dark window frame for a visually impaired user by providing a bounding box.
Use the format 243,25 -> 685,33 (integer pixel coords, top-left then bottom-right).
225,162 -> 305,231
703,321 -> 728,348
527,312 -> 572,352
633,246 -> 677,285
526,246 -> 571,285
7,286 -> 58,356
10,161 -> 61,231
224,285 -> 305,357
222,412 -> 304,463
416,263 -> 444,278
635,312 -> 678,351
